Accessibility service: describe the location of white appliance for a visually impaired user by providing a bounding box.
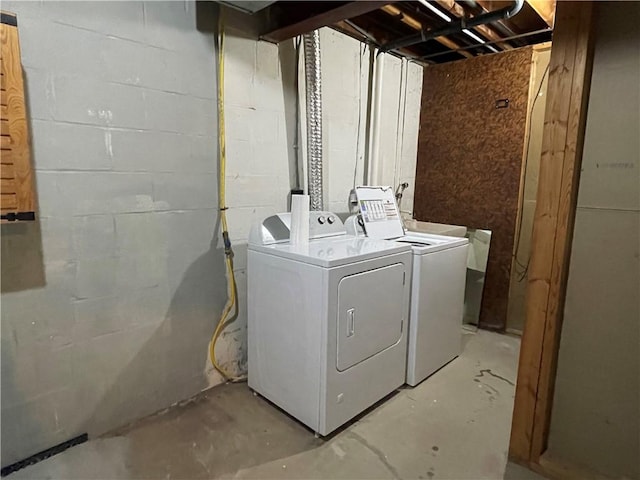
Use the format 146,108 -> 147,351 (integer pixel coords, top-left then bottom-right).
350,186 -> 469,386
247,211 -> 412,436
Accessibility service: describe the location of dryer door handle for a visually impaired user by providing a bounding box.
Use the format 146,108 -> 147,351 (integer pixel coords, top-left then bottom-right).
347,308 -> 355,337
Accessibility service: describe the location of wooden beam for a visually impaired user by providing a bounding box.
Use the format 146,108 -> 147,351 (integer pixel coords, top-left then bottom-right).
260,1 -> 389,42
509,1 -> 595,465
476,0 -> 549,32
435,0 -> 513,49
526,0 -> 556,28
380,4 -> 473,58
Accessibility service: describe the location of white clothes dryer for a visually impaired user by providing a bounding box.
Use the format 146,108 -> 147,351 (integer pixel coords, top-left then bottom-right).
247,211 -> 412,435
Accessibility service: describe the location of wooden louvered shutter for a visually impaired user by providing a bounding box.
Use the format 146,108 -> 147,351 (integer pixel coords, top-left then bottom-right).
1,11 -> 36,222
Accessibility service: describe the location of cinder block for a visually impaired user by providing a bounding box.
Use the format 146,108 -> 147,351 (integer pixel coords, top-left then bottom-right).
176,53 -> 216,99
253,76 -> 286,113
154,209 -> 217,253
248,141 -> 289,178
188,135 -> 218,174
0,389 -> 73,467
225,140 -> 251,177
224,36 -> 256,108
31,120 -> 112,171
109,129 -> 190,173
250,109 -> 281,144
256,41 -> 280,80
51,74 -> 146,129
163,245 -> 225,303
225,106 -> 254,142
1,0 -> 43,20
72,215 -> 116,259
72,295 -> 127,340
99,36 -> 152,89
15,17 -> 107,77
39,216 -> 74,263
119,284 -> 172,329
1,286 -> 75,358
326,117 -> 358,152
36,172 -> 154,217
152,172 -> 217,211
23,68 -> 55,121
115,212 -> 168,256
74,256 -> 118,299
143,1 -> 213,55
115,253 -> 166,291
225,175 -> 282,208
39,1 -> 145,43
143,90 -> 215,135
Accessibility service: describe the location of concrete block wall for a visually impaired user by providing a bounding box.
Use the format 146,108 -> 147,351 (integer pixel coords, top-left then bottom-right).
1,3 -> 423,466
214,27 -> 423,371
1,1 -> 227,467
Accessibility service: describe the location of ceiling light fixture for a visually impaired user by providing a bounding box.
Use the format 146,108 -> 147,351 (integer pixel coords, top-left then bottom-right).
462,28 -> 500,52
418,0 -> 500,53
417,0 -> 452,22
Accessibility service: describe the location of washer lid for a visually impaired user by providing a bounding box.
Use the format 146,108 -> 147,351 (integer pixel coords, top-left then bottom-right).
394,232 -> 469,254
354,186 -> 405,240
248,235 -> 411,268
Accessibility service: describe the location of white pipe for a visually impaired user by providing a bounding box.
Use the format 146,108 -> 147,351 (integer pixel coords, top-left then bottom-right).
393,58 -> 408,191
367,51 -> 384,185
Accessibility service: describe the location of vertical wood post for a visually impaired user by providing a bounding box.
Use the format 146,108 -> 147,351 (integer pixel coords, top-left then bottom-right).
509,1 -> 595,465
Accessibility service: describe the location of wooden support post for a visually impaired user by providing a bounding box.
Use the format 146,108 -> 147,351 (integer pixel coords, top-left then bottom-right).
509,1 -> 595,465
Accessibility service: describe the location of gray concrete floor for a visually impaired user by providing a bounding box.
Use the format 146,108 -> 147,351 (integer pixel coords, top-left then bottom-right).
9,330 -> 539,480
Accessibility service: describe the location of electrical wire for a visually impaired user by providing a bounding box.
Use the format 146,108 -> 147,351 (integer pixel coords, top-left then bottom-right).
513,62 -> 550,282
209,11 -> 245,383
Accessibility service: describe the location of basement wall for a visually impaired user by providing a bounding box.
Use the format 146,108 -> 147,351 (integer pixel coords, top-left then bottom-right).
0,1 -> 225,467
414,47 -> 533,331
216,25 -> 423,395
0,1 -> 422,467
546,3 -> 640,477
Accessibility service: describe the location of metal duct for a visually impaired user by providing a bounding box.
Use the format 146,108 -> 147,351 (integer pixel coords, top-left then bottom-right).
303,30 -> 323,211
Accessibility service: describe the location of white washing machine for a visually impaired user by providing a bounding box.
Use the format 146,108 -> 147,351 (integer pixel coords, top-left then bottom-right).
247,211 -> 412,436
350,186 -> 469,386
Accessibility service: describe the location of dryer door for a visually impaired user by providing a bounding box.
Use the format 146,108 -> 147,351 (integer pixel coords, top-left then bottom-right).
336,263 -> 405,371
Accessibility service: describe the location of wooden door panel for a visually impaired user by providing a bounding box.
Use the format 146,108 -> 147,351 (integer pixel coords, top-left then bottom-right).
0,11 -> 36,222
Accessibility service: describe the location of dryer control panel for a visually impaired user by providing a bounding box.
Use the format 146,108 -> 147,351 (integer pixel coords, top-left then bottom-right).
249,211 -> 345,245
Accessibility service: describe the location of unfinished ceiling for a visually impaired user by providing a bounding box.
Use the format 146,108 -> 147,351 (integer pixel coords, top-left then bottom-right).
259,1 -> 554,64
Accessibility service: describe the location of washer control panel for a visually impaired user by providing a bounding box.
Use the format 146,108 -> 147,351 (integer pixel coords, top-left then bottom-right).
250,211 -> 345,245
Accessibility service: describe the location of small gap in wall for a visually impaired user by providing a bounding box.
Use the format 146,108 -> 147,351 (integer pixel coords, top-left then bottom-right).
0,434 -> 88,477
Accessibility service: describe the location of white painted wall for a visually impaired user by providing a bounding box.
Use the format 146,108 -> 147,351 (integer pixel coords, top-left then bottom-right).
0,2 -> 422,466
215,27 -> 423,374
1,1 -> 226,467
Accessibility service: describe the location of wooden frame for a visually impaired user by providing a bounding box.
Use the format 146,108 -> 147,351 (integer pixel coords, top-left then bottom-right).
1,11 -> 36,222
509,0 -> 596,472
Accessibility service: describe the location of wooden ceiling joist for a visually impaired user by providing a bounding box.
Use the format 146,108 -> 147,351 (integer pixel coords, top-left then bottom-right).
380,5 -> 473,58
260,1 -> 389,42
435,0 -> 513,49
525,0 -> 556,28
